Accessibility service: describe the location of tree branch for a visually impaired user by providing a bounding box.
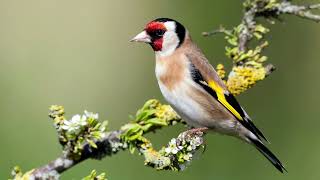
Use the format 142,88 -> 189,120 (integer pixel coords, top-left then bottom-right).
203,0 -> 320,95
12,100 -> 205,179
31,130 -> 122,178
277,2 -> 320,22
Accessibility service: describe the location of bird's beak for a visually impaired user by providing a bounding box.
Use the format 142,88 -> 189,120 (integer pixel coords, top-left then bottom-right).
130,31 -> 151,43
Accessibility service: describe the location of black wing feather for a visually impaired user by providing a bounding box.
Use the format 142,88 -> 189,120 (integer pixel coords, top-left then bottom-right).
189,62 -> 268,142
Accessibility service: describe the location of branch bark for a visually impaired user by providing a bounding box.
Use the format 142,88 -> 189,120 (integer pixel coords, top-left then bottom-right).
31,130 -> 122,178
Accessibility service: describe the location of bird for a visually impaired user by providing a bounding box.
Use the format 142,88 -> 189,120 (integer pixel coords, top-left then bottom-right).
130,18 -> 286,173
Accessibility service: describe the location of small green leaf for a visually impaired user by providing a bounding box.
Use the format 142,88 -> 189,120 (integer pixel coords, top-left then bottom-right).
87,139 -> 98,149
129,143 -> 136,154
136,110 -> 157,121
91,131 -> 102,139
226,36 -> 238,46
82,170 -> 107,180
257,56 -> 268,62
121,123 -> 141,134
93,122 -> 101,130
146,118 -> 168,126
127,129 -> 143,141
253,32 -> 263,40
141,123 -> 153,131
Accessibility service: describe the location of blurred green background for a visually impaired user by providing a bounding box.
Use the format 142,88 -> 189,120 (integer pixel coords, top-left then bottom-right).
0,0 -> 319,179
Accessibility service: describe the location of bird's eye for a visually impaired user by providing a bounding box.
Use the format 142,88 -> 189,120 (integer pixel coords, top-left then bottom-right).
155,29 -> 165,37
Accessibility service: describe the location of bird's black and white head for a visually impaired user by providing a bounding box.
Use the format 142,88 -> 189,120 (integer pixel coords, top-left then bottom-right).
130,18 -> 186,57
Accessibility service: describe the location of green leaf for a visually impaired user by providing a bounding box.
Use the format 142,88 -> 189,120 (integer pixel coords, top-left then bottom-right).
226,36 -> 238,46
87,139 -> 98,149
146,118 -> 168,126
141,123 -> 153,131
127,129 -> 143,141
136,110 -> 157,121
255,24 -> 269,34
121,123 -> 141,135
129,143 -> 136,154
82,170 -> 107,180
92,122 -> 101,130
257,56 -> 268,62
253,32 -> 263,40
91,131 -> 102,139
99,121 -> 109,132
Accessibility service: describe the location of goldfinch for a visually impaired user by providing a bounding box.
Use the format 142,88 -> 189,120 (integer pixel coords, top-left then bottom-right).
130,18 -> 286,173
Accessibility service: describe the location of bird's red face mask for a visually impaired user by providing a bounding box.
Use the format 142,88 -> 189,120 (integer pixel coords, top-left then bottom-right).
131,18 -> 186,56
130,21 -> 167,51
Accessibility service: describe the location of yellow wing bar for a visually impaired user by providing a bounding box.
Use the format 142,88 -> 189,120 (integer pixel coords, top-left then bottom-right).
208,80 -> 243,120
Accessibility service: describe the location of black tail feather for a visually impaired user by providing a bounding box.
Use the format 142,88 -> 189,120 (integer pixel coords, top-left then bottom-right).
245,118 -> 269,143
249,137 -> 287,173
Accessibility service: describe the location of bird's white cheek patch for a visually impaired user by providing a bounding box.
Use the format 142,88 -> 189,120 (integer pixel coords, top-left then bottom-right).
156,22 -> 180,57
164,21 -> 176,31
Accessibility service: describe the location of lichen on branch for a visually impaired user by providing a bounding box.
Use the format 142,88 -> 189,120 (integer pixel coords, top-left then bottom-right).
117,99 -> 205,171
12,100 -> 205,179
49,105 -> 108,158
204,0 -> 320,95
82,170 -> 107,180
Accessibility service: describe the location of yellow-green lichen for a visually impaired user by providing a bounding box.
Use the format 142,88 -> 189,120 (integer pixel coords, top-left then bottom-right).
49,106 -> 109,157
82,170 -> 107,180
216,64 -> 226,80
49,105 -> 66,126
143,148 -> 171,169
10,166 -> 35,180
121,99 -> 181,153
243,0 -> 280,10
227,65 -> 266,95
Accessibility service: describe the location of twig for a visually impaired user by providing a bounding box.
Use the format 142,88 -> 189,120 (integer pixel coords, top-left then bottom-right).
202,0 -> 320,95
239,5 -> 257,52
31,130 -> 122,178
202,25 -> 231,37
277,2 -> 320,22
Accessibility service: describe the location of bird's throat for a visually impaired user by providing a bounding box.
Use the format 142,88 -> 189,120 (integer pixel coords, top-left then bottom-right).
150,38 -> 163,51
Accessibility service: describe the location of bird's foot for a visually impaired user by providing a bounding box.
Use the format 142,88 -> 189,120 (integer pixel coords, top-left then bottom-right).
184,127 -> 209,137
182,127 -> 208,153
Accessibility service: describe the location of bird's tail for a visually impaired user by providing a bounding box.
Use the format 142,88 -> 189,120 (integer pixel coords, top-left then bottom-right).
249,137 -> 287,173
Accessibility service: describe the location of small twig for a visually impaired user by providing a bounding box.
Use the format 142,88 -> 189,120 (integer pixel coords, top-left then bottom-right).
277,2 -> 320,22
239,5 -> 257,52
264,64 -> 276,76
202,25 -> 230,37
307,4 -> 320,10
202,0 -> 320,95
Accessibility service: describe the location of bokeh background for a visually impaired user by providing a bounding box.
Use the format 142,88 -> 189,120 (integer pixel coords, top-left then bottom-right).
0,0 -> 319,179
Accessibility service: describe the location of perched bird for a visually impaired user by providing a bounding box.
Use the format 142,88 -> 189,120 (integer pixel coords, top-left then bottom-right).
130,18 -> 286,173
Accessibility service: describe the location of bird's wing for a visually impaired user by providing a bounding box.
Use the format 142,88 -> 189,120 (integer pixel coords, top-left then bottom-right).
185,49 -> 268,142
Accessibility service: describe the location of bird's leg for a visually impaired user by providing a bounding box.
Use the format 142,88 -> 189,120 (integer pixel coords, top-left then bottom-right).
183,127 -> 208,153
